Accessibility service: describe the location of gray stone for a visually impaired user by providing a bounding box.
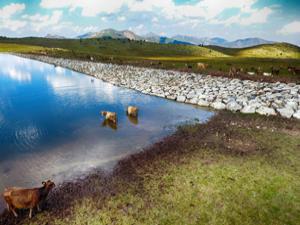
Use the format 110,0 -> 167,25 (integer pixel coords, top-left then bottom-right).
198,99 -> 210,107
176,95 -> 186,102
211,101 -> 226,110
241,105 -> 256,114
277,107 -> 294,119
256,106 -> 276,116
293,110 -> 300,119
226,101 -> 242,112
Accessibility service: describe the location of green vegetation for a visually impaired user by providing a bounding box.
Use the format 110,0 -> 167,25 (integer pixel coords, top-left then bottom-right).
0,38 -> 300,82
2,112 -> 297,225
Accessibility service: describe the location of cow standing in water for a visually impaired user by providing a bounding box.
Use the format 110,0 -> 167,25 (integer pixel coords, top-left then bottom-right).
3,180 -> 55,219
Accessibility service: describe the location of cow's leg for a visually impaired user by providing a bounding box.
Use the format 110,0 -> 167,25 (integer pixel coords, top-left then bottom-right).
29,208 -> 32,219
11,208 -> 18,217
37,204 -> 41,212
6,203 -> 10,211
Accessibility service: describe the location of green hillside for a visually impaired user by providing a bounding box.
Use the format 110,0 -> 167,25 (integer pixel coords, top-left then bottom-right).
208,43 -> 300,59
0,38 -> 299,82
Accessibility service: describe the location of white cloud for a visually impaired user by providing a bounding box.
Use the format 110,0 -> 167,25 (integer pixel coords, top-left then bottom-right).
0,3 -> 27,31
152,17 -> 158,23
24,10 -> 63,31
212,7 -> 273,26
40,0 -> 128,16
279,21 -> 300,34
0,3 -> 25,19
117,16 -> 126,21
39,0 -> 260,22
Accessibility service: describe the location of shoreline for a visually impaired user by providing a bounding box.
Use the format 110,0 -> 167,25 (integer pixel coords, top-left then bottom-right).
12,53 -> 300,120
1,111 -> 299,225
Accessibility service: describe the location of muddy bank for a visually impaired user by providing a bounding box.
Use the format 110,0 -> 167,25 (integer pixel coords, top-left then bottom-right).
1,111 -> 299,225
13,53 -> 300,120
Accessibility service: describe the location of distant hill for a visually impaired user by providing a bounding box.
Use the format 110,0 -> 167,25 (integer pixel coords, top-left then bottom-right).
44,34 -> 65,39
224,38 -> 274,48
77,29 -> 143,40
171,35 -> 273,48
77,29 -> 278,48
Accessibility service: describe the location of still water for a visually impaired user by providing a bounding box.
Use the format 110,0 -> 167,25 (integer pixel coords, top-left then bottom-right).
0,54 -> 213,202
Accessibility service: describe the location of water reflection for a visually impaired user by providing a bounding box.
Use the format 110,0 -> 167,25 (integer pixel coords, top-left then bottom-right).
102,120 -> 118,130
127,115 -> 139,125
0,54 -> 214,211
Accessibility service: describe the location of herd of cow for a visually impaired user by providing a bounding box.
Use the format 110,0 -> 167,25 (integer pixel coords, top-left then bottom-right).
229,66 -> 300,77
2,106 -> 139,219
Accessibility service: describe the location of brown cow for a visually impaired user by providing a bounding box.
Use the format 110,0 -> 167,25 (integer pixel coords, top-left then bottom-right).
101,111 -> 117,124
197,63 -> 208,70
126,106 -> 139,117
3,180 -> 55,218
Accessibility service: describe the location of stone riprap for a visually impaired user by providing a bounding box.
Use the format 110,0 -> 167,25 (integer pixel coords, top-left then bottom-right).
16,54 -> 300,120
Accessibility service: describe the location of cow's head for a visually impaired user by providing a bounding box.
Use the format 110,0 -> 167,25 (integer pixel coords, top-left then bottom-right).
42,180 -> 55,190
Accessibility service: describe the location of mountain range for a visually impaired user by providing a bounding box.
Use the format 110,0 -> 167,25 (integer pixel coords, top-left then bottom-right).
46,28 -> 276,48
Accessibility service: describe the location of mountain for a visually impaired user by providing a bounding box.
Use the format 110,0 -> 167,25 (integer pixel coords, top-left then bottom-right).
77,29 -> 143,40
171,35 -> 272,48
223,38 -> 274,48
143,33 -> 194,45
44,34 -> 65,39
77,29 -> 275,48
171,35 -> 228,46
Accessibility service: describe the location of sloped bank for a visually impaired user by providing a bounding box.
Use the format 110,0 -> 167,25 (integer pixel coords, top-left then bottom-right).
15,53 -> 300,120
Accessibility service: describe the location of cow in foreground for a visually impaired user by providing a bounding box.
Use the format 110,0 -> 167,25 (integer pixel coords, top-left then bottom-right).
2,180 -> 55,219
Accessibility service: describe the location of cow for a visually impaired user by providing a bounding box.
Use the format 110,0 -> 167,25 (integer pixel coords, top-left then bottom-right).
271,67 -> 280,76
126,106 -> 139,117
3,180 -> 55,219
197,62 -> 208,70
229,67 -> 241,76
288,66 -> 300,75
101,111 -> 117,124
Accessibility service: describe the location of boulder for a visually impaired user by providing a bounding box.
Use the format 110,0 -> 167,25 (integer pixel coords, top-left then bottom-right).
277,107 -> 294,119
211,101 -> 226,110
226,101 -> 242,112
241,105 -> 256,114
198,99 -> 210,107
256,106 -> 276,116
176,95 -> 186,102
292,110 -> 300,119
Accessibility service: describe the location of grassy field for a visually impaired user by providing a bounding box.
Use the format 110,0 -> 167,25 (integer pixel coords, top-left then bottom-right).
1,112 -> 299,225
0,37 -> 300,82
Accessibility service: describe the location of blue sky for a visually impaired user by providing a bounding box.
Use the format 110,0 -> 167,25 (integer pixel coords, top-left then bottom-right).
0,0 -> 299,45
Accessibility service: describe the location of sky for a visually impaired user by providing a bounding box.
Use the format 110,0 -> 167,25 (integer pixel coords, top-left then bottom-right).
0,0 -> 300,45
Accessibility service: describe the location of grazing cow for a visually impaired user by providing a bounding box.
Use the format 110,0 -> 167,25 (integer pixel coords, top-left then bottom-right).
126,106 -> 139,117
288,66 -> 300,75
197,62 -> 208,70
263,72 -> 272,76
101,111 -> 117,124
3,180 -> 55,219
229,67 -> 241,76
271,67 -> 280,76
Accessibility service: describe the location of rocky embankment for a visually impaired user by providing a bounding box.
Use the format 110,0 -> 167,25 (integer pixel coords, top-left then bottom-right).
17,54 -> 300,119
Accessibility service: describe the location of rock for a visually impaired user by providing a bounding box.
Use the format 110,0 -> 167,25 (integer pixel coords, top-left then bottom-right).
211,101 -> 226,110
256,106 -> 276,116
187,98 -> 198,104
176,95 -> 186,102
293,110 -> 300,119
198,99 -> 210,107
241,105 -> 256,114
226,101 -> 242,112
277,107 -> 294,119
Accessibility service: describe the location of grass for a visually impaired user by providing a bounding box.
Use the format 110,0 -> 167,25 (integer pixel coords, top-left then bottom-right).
0,38 -> 300,83
2,112 -> 299,225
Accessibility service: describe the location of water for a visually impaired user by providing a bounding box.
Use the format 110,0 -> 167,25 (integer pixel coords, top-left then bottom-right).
0,54 -> 213,210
